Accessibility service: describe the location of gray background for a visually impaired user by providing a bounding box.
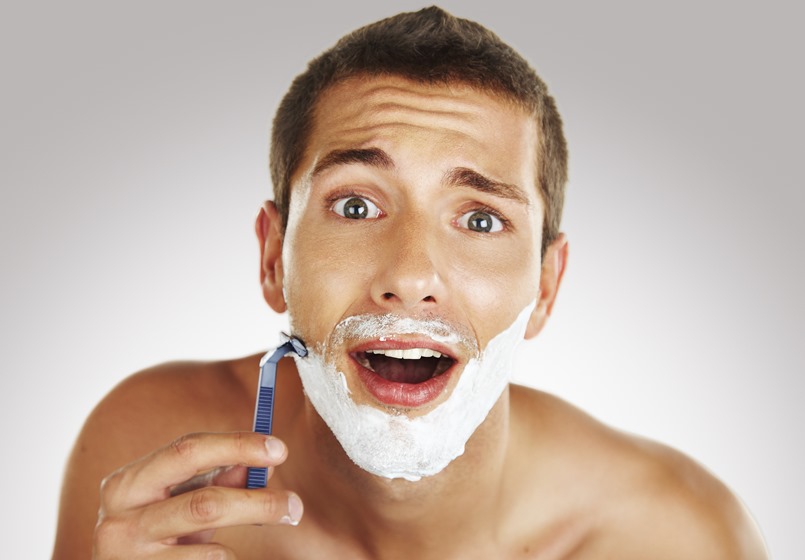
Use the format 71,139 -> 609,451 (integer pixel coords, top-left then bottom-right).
1,1 -> 801,557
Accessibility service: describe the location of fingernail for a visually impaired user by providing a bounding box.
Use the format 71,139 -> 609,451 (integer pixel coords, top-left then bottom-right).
281,493 -> 303,526
265,437 -> 285,461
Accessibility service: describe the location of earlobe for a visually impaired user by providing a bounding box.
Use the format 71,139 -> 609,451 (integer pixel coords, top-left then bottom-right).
256,201 -> 287,313
525,233 -> 568,339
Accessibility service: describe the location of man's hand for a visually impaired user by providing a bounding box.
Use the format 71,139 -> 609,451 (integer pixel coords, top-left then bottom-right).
93,431 -> 302,559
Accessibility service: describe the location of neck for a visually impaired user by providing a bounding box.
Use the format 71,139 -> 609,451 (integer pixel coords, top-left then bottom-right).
284,385 -> 512,558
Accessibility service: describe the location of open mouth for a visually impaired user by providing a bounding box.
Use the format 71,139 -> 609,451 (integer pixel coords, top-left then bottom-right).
353,348 -> 455,384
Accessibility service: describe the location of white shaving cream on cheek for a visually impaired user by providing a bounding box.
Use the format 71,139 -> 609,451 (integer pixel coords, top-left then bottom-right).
293,301 -> 535,482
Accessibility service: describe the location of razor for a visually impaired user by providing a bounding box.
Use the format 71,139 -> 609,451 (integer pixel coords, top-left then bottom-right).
246,335 -> 307,489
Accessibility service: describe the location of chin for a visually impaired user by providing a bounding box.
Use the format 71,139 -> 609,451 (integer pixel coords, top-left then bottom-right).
291,302 -> 535,482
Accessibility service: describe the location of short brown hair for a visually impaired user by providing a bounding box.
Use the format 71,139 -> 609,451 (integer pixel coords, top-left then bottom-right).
270,6 -> 567,255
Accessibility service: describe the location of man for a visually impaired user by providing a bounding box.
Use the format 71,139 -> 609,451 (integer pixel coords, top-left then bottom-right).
53,7 -> 767,559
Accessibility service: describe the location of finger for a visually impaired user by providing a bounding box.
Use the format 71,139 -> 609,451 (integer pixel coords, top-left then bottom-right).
102,432 -> 287,511
169,467 -> 226,498
211,465 -> 251,488
93,517 -> 222,558
177,529 -> 215,545
139,486 -> 304,541
170,465 -> 255,498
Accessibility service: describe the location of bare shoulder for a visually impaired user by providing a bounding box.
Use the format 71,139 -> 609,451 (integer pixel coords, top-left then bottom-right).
507,386 -> 768,559
53,355 -> 259,556
80,355 -> 258,461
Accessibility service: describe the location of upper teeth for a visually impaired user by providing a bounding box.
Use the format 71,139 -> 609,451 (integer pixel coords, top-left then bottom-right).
366,348 -> 443,360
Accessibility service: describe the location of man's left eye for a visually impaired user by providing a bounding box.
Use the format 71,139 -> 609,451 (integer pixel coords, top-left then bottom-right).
458,210 -> 503,233
331,196 -> 382,219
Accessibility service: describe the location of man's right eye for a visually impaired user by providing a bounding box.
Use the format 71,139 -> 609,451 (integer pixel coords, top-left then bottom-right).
331,196 -> 382,219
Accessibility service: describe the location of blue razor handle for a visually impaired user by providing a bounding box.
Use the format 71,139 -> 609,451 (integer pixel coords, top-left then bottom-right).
246,336 -> 307,489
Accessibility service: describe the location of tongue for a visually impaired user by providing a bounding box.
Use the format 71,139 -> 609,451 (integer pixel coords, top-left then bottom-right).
367,355 -> 439,384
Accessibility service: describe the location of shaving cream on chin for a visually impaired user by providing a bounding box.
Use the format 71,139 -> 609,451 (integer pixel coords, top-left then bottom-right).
293,301 -> 535,482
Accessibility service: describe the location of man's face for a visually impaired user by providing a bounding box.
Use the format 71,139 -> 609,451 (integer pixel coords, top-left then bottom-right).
278,75 -> 544,417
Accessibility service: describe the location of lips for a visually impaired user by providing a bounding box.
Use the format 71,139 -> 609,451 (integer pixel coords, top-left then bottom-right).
350,343 -> 457,408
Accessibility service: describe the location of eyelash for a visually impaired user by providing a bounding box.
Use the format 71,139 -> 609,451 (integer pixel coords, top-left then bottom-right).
460,204 -> 511,232
325,190 -> 374,207
324,191 -> 512,231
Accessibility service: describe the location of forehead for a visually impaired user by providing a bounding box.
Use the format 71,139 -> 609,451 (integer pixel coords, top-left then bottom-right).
298,75 -> 539,195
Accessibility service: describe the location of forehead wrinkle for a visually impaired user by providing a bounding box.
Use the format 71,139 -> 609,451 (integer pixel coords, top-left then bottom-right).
368,100 -> 479,119
327,106 -> 481,140
444,167 -> 531,206
307,77 -> 538,199
317,92 -> 483,134
360,82 -> 488,111
317,76 -> 530,139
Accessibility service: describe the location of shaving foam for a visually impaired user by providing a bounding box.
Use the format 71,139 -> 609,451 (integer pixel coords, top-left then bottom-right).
331,314 -> 474,351
293,301 -> 535,481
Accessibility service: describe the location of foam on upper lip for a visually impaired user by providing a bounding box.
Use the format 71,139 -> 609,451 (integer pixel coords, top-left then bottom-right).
332,314 -> 471,347
328,313 -> 479,366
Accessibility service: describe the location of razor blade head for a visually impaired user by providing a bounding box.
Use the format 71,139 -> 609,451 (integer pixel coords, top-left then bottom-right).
280,332 -> 307,358
289,336 -> 308,357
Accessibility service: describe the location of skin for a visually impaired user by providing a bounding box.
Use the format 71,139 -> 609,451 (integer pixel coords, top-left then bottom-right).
53,75 -> 769,559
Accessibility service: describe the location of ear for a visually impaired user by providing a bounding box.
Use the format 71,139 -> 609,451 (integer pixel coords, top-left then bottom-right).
255,201 -> 287,313
525,233 -> 568,339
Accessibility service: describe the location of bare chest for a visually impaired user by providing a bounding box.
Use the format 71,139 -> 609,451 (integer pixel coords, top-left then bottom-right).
216,518 -> 593,560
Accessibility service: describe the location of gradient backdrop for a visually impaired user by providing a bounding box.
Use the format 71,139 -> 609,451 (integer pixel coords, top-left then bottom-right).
1,1 -> 802,557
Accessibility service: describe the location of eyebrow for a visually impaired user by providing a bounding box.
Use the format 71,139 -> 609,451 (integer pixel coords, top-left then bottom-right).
312,147 -> 394,177
311,147 -> 529,205
444,167 -> 530,205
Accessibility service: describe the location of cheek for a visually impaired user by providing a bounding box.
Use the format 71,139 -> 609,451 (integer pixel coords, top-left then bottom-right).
446,240 -> 541,341
283,224 -> 377,336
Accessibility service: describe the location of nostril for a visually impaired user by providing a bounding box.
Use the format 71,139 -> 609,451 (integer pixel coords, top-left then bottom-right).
376,292 -> 437,305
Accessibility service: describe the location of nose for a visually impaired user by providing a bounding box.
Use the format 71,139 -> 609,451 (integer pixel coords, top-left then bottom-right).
369,218 -> 445,311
